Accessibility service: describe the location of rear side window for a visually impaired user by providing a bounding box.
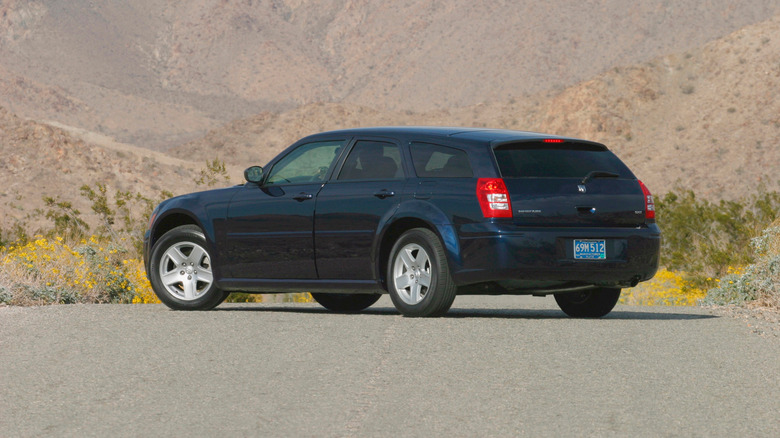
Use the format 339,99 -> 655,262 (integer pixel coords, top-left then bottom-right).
493,142 -> 632,178
338,140 -> 403,180
411,142 -> 473,178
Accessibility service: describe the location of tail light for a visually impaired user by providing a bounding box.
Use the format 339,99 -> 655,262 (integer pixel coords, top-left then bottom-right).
477,178 -> 512,218
638,180 -> 655,220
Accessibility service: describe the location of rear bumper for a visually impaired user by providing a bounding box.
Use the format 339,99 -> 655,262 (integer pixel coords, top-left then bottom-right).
451,223 -> 660,291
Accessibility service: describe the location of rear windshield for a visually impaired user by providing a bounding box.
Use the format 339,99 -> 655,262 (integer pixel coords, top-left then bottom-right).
493,142 -> 633,179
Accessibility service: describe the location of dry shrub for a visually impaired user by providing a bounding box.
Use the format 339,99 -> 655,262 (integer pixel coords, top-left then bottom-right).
0,236 -> 159,305
704,220 -> 780,308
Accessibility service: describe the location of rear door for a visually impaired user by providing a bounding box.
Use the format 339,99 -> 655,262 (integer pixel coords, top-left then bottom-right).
492,141 -> 646,227
314,138 -> 408,280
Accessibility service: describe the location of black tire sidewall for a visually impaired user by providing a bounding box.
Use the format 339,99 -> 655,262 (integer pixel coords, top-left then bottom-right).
554,287 -> 621,318
310,293 -> 381,312
149,225 -> 225,310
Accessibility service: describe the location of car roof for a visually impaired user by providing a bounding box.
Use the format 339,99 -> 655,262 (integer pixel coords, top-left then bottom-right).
302,126 -> 588,145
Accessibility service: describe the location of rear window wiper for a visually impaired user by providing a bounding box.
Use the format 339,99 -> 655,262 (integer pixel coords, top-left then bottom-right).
581,171 -> 620,185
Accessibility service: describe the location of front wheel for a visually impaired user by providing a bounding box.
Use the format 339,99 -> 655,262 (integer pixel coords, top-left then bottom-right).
311,293 -> 381,313
554,287 -> 621,318
148,225 -> 227,310
387,228 -> 457,317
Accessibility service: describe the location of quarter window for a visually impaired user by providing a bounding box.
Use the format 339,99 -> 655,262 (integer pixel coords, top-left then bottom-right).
410,142 -> 473,178
266,140 -> 345,185
338,140 -> 403,180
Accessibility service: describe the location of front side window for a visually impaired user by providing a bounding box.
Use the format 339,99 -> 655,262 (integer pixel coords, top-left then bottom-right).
337,140 -> 403,180
266,140 -> 345,185
411,142 -> 473,178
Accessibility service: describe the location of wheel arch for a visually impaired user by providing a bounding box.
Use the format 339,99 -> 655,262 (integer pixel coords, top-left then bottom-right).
147,210 -> 231,291
150,211 -> 203,250
375,204 -> 462,289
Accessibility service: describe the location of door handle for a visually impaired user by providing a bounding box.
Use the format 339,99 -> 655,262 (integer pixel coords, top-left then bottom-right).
373,189 -> 396,199
293,192 -> 313,201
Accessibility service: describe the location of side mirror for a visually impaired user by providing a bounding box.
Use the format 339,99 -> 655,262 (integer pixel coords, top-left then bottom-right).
244,166 -> 264,184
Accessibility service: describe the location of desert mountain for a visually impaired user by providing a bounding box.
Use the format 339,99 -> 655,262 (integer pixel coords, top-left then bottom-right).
0,105 -> 204,233
1,0 -> 778,149
174,13 -> 780,201
1,1 -> 779,234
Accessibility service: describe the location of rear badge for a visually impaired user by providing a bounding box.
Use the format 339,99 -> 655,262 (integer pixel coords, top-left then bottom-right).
578,184 -> 587,193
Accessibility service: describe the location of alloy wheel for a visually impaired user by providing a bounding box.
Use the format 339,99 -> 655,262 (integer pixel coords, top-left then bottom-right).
158,242 -> 214,301
392,243 -> 433,305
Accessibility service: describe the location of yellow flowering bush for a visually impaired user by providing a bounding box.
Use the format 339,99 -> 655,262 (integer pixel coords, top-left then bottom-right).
620,268 -> 706,306
224,292 -> 264,303
0,235 -> 159,305
126,258 -> 160,304
289,293 -> 313,303
225,292 -> 312,304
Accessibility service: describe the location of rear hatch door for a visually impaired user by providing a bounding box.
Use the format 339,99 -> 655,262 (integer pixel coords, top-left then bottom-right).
493,140 -> 646,227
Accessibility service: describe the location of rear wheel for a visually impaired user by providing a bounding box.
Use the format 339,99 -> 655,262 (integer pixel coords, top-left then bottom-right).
311,293 -> 381,312
554,287 -> 621,318
149,225 -> 227,310
387,228 -> 457,317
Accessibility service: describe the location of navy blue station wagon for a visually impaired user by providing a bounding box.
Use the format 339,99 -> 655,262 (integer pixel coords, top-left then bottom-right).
144,127 -> 660,317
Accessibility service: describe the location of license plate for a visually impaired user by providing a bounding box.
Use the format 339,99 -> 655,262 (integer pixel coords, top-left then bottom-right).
574,239 -> 606,260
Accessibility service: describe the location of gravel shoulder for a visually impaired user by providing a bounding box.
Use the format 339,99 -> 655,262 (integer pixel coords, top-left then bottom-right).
703,304 -> 780,338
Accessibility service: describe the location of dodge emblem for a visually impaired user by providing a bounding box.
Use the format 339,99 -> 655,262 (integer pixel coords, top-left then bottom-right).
578,185 -> 587,193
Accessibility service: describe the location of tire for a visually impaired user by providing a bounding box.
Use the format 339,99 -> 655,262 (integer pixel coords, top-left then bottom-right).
311,293 -> 381,312
387,228 -> 457,317
148,225 -> 227,310
554,287 -> 621,318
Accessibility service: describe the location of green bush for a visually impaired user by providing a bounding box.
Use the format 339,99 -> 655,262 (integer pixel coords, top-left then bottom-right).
656,189 -> 780,287
0,285 -> 11,304
196,157 -> 231,187
704,224 -> 780,307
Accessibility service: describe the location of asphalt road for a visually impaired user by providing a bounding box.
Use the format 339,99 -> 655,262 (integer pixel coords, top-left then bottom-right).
1,296 -> 778,437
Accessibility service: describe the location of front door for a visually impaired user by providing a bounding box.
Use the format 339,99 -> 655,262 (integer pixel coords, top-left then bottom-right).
224,140 -> 346,279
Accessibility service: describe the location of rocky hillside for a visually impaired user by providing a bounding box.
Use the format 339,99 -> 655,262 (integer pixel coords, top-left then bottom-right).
1,0 -> 778,149
534,15 -> 780,200
173,13 -> 780,200
0,106 -> 202,233
1,1 -> 778,236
